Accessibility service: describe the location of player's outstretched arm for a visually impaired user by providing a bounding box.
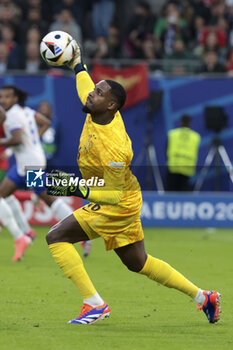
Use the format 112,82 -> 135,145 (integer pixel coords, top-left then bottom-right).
66,40 -> 94,105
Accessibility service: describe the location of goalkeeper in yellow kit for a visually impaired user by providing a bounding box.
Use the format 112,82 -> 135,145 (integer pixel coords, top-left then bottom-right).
46,41 -> 221,325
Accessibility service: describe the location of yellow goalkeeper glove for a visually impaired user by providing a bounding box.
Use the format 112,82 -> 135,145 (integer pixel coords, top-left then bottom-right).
46,170 -> 89,199
67,40 -> 86,74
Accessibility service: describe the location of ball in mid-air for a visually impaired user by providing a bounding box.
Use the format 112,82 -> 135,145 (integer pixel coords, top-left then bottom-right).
40,31 -> 75,66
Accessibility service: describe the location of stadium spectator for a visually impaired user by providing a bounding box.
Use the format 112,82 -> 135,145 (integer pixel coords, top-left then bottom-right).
226,1 -> 233,31
191,15 -> 206,46
49,8 -> 82,46
166,38 -> 194,60
19,0 -> 53,23
200,30 -> 219,53
198,20 -> 227,49
189,0 -> 211,22
180,0 -> 196,26
106,24 -> 122,58
26,27 -> 41,44
92,0 -> 116,39
163,39 -> 195,74
92,36 -> 108,59
1,0 -> 233,70
52,0 -> 81,25
27,0 -> 42,6
142,35 -> 163,59
22,41 -> 47,73
0,0 -> 22,28
197,50 -> 227,72
20,6 -> 49,43
217,15 -> 228,35
140,35 -> 163,72
226,34 -> 233,73
154,2 -> 187,39
141,36 -> 156,59
0,42 -> 10,73
194,29 -> 227,63
125,0 -> 155,58
0,24 -> 21,68
210,0 -> 226,23
87,24 -> 122,59
160,13 -> 190,55
166,114 -> 201,191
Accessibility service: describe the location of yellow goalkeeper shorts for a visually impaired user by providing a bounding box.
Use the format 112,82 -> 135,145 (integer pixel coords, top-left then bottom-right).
73,202 -> 144,250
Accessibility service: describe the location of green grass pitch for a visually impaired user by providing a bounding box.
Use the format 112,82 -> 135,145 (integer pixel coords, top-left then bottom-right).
1,226 -> 233,350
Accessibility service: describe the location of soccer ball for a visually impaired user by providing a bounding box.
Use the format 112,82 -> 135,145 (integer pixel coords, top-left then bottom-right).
40,31 -> 75,66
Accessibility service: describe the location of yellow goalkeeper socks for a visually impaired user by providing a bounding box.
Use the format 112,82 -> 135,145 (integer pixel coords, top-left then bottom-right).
139,254 -> 198,298
49,242 -> 97,300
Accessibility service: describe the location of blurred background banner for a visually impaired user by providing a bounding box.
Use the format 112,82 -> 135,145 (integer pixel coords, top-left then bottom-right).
141,192 -> 233,227
91,62 -> 149,109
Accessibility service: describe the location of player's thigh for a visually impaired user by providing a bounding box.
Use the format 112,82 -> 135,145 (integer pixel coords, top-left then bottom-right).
0,176 -> 18,198
46,213 -> 89,244
114,239 -> 147,272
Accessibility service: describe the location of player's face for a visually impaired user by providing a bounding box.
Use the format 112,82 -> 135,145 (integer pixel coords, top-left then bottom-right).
0,89 -> 18,111
84,81 -> 116,114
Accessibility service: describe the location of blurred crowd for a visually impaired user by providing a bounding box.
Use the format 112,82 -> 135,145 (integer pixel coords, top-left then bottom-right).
1,0 -> 233,74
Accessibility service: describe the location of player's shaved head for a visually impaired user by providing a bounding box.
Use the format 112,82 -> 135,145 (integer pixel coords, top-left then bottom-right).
105,80 -> 126,110
82,79 -> 127,124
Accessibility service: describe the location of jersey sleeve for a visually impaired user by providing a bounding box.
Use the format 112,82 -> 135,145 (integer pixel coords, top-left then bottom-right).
76,71 -> 95,105
5,112 -> 23,132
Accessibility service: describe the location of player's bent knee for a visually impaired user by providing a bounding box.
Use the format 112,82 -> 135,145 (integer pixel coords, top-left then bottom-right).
46,223 -> 61,245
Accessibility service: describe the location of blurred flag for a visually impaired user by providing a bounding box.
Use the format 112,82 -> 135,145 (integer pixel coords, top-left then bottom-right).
91,62 -> 149,109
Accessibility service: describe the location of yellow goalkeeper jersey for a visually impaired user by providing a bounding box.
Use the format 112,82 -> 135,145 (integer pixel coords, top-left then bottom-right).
76,71 -> 141,209
73,71 -> 143,250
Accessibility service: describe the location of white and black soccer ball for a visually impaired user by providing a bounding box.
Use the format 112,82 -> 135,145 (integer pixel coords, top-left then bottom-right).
40,31 -> 75,66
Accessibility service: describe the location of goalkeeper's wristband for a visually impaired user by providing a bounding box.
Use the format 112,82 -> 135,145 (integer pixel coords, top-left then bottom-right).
74,63 -> 86,74
68,183 -> 90,199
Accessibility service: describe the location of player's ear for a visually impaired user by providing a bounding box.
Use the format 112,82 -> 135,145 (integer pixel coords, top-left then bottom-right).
108,100 -> 117,111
